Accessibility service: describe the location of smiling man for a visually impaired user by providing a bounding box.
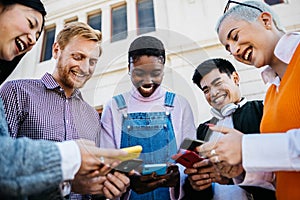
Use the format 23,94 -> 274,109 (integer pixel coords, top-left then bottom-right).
0,21 -> 130,200
183,58 -> 275,200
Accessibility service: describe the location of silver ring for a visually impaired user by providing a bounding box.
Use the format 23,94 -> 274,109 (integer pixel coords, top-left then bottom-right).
100,156 -> 105,163
210,149 -> 217,156
214,156 -> 220,163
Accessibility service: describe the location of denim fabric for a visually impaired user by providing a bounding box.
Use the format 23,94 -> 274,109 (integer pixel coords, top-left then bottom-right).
115,93 -> 177,200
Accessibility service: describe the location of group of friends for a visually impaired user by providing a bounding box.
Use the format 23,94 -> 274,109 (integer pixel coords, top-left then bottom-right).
0,0 -> 299,200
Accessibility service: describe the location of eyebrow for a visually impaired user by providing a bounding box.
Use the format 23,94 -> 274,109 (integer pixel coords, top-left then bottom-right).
227,28 -> 237,40
201,77 -> 221,90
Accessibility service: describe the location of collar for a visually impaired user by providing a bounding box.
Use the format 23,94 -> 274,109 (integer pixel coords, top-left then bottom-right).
41,73 -> 81,97
130,85 -> 165,102
261,32 -> 300,86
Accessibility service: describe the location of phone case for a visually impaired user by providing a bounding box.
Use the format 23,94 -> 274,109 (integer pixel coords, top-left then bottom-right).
116,145 -> 143,161
114,159 -> 143,173
180,138 -> 205,151
142,163 -> 167,175
173,149 -> 204,168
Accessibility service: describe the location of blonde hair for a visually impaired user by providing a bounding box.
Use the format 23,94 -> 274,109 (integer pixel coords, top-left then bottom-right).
56,21 -> 102,56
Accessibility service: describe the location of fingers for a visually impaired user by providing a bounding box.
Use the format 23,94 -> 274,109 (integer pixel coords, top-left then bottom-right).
103,172 -> 130,199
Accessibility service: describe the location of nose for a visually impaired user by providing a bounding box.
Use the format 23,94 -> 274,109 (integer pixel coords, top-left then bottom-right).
210,87 -> 219,97
27,32 -> 37,46
80,59 -> 91,74
230,43 -> 240,56
143,74 -> 153,84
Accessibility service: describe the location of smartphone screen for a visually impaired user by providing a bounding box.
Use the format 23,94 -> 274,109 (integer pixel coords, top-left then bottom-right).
114,159 -> 143,173
180,138 -> 205,151
142,163 -> 167,176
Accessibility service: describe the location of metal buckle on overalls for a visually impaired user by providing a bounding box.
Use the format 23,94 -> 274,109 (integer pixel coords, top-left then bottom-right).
165,111 -> 170,116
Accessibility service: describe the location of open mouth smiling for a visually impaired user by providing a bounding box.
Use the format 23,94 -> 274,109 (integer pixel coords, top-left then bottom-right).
242,46 -> 253,62
140,84 -> 154,92
15,38 -> 27,52
212,94 -> 226,104
71,70 -> 88,78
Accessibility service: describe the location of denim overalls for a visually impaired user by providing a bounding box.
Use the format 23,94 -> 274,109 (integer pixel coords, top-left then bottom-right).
113,92 -> 178,200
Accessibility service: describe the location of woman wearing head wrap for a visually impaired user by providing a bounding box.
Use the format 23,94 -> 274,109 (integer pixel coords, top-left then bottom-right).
0,1 -> 127,199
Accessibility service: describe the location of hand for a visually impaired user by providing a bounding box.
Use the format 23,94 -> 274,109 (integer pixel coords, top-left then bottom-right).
102,171 -> 130,199
129,172 -> 167,194
184,159 -> 225,191
213,162 -> 244,179
159,165 -> 180,188
75,139 -> 127,175
197,126 -> 244,165
71,170 -> 107,194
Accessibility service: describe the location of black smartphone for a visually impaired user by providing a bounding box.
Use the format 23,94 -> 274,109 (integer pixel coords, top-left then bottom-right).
114,159 -> 143,173
180,138 -> 205,151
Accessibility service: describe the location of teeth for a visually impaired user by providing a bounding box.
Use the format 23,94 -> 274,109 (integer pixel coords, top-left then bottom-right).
16,38 -> 25,51
244,48 -> 252,60
141,86 -> 153,92
72,71 -> 85,77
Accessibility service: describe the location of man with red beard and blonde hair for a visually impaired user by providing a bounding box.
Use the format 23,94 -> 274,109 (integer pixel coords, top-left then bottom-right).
0,21 -> 129,200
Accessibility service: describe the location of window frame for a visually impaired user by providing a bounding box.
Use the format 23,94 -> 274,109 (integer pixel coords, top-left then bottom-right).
40,25 -> 56,62
136,0 -> 156,35
87,10 -> 102,31
111,3 -> 128,42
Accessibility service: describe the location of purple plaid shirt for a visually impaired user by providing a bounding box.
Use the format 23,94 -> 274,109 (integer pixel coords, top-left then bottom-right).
0,73 -> 100,143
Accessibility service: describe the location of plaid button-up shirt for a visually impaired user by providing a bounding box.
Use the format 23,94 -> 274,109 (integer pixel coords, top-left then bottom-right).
0,73 -> 100,143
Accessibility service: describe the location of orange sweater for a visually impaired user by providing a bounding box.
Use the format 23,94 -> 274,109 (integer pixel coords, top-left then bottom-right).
261,43 -> 300,200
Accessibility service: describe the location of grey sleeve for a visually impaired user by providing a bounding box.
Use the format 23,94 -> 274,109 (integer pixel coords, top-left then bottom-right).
0,98 -> 63,197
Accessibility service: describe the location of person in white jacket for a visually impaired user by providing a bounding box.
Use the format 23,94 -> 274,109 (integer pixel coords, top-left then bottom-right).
199,1 -> 300,200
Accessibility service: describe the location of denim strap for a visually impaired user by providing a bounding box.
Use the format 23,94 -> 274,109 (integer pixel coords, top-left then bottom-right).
164,91 -> 175,107
113,94 -> 127,110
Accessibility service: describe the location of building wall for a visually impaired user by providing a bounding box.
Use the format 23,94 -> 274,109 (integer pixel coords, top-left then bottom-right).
5,0 -> 300,124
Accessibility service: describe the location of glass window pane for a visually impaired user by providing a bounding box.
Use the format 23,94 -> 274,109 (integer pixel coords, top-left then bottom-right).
264,0 -> 284,5
88,12 -> 102,31
137,0 -> 155,34
112,5 -> 128,42
41,27 -> 55,62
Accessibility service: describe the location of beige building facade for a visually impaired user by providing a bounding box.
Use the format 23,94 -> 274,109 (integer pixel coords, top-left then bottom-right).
5,0 -> 300,123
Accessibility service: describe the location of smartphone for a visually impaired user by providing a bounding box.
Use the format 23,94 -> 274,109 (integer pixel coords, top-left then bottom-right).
114,159 -> 143,173
180,138 -> 205,151
172,149 -> 204,168
117,145 -> 143,161
142,163 -> 168,176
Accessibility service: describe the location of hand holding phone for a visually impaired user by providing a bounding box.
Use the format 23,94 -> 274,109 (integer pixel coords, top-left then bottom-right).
172,149 -> 204,168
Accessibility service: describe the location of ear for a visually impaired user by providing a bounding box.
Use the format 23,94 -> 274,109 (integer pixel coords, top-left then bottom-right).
232,71 -> 240,86
128,63 -> 131,72
52,42 -> 60,59
259,12 -> 273,30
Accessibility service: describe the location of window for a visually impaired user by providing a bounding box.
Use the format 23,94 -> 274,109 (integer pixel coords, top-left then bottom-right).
64,17 -> 78,24
111,4 -> 128,42
40,26 -> 56,62
264,0 -> 284,5
137,0 -> 155,35
88,11 -> 102,31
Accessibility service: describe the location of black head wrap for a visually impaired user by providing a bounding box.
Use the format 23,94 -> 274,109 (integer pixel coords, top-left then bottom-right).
0,0 -> 46,84
128,36 -> 166,64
